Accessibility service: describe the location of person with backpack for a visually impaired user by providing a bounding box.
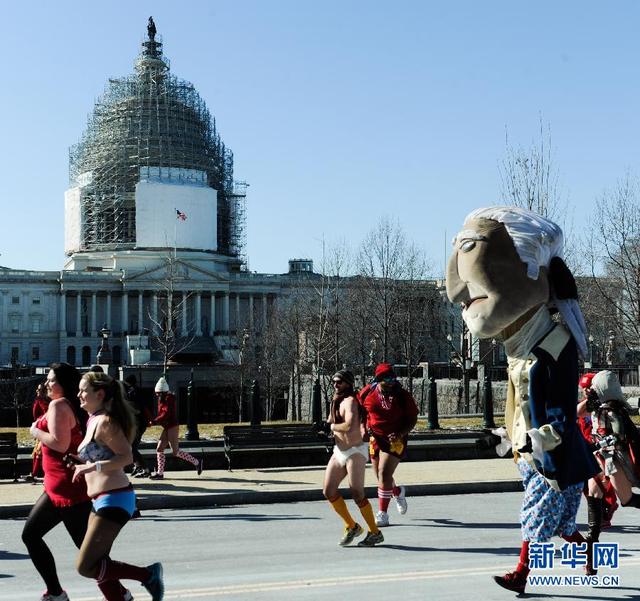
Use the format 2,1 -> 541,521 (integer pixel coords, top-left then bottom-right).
358,363 -> 418,527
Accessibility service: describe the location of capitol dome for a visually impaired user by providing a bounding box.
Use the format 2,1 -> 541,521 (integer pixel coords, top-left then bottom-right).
65,17 -> 245,259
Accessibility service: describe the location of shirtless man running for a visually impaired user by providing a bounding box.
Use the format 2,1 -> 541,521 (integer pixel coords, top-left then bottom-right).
322,370 -> 383,547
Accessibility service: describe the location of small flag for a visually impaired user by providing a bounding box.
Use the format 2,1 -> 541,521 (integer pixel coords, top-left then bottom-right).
176,209 -> 187,221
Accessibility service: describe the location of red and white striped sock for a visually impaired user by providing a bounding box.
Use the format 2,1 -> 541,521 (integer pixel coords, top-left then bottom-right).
177,450 -> 199,466
156,452 -> 166,475
378,487 -> 393,512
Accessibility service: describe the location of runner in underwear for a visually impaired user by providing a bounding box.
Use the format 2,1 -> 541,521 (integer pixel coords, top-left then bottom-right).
322,370 -> 383,547
71,371 -> 164,601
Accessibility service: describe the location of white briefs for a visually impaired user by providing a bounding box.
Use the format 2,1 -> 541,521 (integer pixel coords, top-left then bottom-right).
332,442 -> 369,467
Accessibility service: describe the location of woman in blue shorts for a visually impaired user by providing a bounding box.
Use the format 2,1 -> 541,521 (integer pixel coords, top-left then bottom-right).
71,372 -> 164,601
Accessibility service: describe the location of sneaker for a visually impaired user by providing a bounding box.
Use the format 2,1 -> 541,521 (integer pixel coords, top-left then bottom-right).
394,485 -> 408,515
134,469 -> 151,479
197,457 -> 204,476
143,562 -> 164,601
493,571 -> 527,594
375,510 -> 389,527
339,523 -> 364,546
40,592 -> 70,601
149,472 -> 164,480
357,531 -> 384,547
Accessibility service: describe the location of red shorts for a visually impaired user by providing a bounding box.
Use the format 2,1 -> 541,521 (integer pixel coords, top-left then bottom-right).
368,433 -> 408,460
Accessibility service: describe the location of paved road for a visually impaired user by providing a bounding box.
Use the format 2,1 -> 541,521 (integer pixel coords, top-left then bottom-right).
1,492 -> 639,600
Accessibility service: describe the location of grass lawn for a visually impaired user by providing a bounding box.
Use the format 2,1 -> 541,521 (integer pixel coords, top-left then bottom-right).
2,415 -> 507,447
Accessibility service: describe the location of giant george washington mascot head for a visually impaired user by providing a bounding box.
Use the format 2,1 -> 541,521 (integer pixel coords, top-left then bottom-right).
445,206 -> 587,356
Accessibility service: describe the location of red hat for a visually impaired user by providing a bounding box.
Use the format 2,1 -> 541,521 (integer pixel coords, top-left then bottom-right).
579,372 -> 596,389
374,363 -> 395,380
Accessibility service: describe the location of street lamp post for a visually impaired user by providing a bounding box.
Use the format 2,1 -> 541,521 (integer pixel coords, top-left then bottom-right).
96,324 -> 112,365
606,330 -> 615,366
586,334 -> 594,369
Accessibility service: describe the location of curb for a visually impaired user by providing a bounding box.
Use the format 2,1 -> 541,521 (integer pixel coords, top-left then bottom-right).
0,479 -> 522,519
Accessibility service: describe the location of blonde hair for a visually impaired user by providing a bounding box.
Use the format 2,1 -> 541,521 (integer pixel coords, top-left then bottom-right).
82,371 -> 137,442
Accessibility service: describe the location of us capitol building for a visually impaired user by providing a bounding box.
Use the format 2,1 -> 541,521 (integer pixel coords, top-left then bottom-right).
0,19 -> 312,371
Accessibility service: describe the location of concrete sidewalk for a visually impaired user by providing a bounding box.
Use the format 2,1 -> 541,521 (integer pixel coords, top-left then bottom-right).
0,457 -> 521,519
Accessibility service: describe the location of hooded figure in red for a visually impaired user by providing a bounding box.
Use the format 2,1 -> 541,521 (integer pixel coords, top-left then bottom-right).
358,363 -> 418,528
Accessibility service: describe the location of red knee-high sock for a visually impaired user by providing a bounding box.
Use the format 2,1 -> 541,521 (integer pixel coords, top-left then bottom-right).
392,485 -> 401,496
97,558 -> 151,585
156,452 -> 166,475
97,579 -> 128,601
562,530 -> 587,544
177,449 -> 199,466
378,487 -> 393,512
516,541 -> 530,576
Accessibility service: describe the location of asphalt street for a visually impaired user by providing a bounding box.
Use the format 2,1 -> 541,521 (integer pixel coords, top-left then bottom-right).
1,492 -> 639,601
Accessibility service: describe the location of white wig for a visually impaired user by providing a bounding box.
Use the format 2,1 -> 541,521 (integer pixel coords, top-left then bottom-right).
463,206 -> 588,358
465,206 -> 563,279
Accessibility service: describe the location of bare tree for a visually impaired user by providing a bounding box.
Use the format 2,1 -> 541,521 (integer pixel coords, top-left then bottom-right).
147,255 -> 198,373
499,119 -> 576,267
357,217 -> 408,361
585,173 -> 640,358
392,244 -> 433,393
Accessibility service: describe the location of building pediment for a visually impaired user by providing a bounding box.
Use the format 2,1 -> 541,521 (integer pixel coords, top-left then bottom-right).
124,259 -> 229,287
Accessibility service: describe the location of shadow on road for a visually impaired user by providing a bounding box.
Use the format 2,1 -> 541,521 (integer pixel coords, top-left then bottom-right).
140,512 -> 321,523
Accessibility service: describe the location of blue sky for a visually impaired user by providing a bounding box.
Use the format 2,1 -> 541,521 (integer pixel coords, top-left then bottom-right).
1,1 -> 639,276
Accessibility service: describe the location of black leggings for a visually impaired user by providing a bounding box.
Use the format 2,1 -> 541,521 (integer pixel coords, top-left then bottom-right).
22,493 -> 91,595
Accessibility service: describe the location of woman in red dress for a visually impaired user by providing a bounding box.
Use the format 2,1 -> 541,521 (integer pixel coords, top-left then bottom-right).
22,363 -> 91,601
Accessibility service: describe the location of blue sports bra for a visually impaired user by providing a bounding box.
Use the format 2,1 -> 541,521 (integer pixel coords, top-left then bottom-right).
78,414 -> 115,463
77,439 -> 115,463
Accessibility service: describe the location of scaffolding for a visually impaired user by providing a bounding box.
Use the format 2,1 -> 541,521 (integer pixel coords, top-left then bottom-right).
68,21 -> 245,259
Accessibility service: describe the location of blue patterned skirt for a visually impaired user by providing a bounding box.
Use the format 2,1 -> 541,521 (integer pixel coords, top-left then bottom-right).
517,459 -> 583,542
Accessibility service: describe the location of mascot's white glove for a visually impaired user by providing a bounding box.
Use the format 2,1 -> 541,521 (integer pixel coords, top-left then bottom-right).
491,427 -> 512,457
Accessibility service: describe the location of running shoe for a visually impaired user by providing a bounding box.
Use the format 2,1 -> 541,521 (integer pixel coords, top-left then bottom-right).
339,523 -> 364,546
134,469 -> 151,478
357,531 -> 384,547
40,592 -> 69,601
493,571 -> 527,594
197,456 -> 204,476
375,510 -> 389,527
394,485 -> 408,515
143,562 -> 164,601
149,472 -> 164,480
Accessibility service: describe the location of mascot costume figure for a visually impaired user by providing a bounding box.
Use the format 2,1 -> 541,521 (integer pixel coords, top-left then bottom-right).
446,206 -> 599,594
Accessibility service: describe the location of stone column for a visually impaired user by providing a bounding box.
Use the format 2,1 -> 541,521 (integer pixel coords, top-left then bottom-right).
75,293 -> 82,336
181,291 -> 188,336
91,293 -> 97,336
138,292 -> 144,334
122,292 -> 128,334
152,293 -> 158,334
262,294 -> 268,330
235,293 -> 240,333
209,294 -> 216,336
222,293 -> 230,334
60,292 -> 66,334
196,292 -> 202,336
249,294 -> 254,331
106,293 -> 112,329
